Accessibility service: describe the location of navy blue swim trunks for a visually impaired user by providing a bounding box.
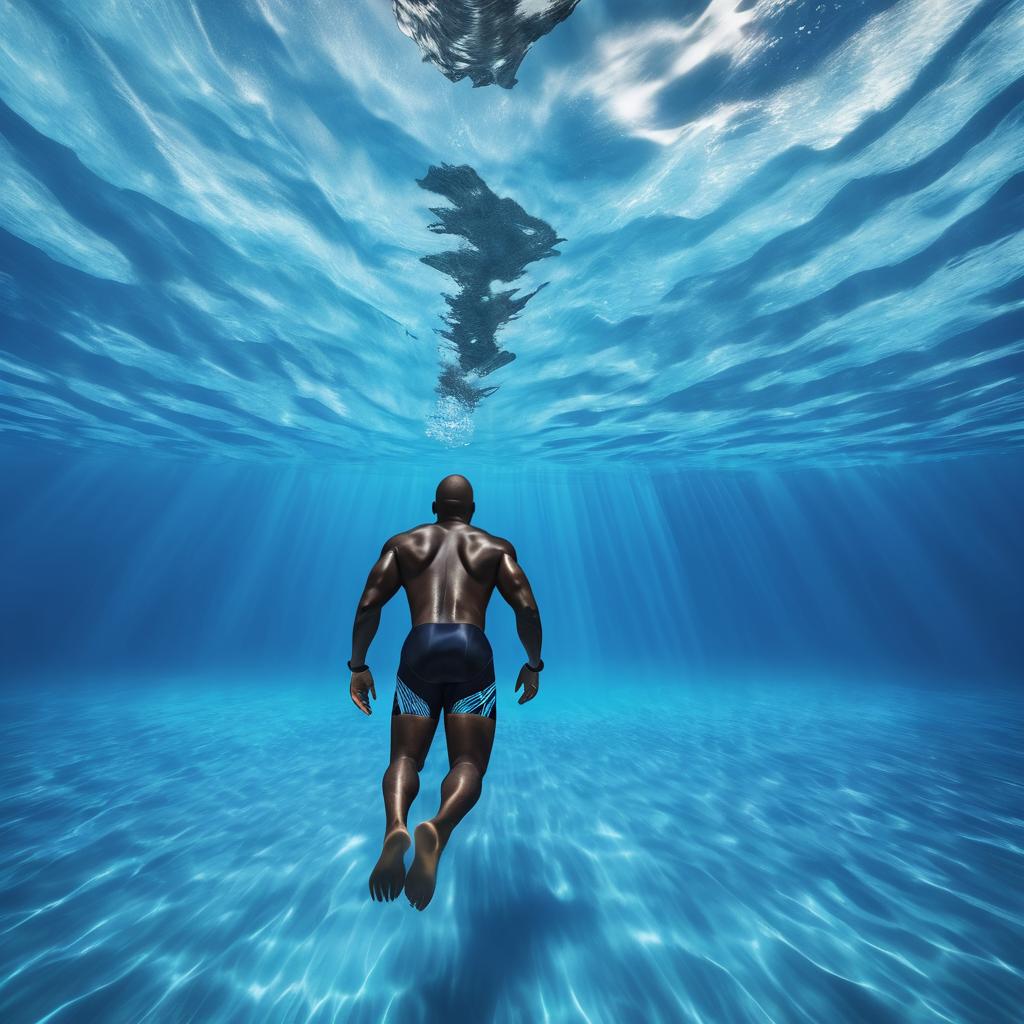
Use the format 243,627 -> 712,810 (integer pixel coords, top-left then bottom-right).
392,622 -> 496,720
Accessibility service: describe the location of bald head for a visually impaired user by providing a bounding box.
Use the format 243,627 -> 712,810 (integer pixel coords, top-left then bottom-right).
433,474 -> 474,522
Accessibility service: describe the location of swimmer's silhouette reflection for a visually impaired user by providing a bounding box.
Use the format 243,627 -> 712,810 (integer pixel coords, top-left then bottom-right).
416,164 -> 563,412
394,0 -> 583,89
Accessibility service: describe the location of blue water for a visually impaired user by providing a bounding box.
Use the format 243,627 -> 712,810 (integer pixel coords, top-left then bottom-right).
2,684 -> 1022,1023
2,2 -> 1024,1022
3,455 -> 1024,1021
1,0 -> 1023,462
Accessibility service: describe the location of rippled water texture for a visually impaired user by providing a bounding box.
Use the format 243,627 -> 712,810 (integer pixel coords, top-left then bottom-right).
1,684 -> 1022,1022
2,1 -> 1023,463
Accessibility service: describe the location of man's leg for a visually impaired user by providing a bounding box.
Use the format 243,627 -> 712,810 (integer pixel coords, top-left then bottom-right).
369,713 -> 438,901
404,712 -> 495,910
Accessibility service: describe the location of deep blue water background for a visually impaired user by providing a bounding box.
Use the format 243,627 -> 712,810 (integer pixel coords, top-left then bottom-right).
2,450 -> 1024,687
3,0 -> 1024,1020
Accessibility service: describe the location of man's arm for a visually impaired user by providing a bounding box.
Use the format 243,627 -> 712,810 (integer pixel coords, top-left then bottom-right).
348,538 -> 402,715
496,543 -> 543,704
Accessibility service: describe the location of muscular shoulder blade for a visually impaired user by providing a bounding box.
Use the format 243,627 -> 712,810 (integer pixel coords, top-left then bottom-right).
399,525 -> 445,575
457,528 -> 506,581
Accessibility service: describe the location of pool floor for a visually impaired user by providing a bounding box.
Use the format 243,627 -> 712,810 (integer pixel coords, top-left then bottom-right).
1,682 -> 1021,1023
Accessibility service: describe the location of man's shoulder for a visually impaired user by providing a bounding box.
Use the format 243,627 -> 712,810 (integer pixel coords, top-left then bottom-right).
403,522 -> 438,536
469,527 -> 515,558
381,523 -> 436,552
384,523 -> 514,558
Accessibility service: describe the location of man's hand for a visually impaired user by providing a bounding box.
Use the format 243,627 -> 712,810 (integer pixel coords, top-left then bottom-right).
515,664 -> 540,705
350,669 -> 377,716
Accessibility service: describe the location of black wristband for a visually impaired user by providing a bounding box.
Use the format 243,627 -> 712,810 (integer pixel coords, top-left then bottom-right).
347,660 -> 369,673
524,659 -> 544,673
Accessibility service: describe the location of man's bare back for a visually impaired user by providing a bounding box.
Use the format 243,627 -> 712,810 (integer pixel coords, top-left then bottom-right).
384,521 -> 522,630
346,474 -> 543,910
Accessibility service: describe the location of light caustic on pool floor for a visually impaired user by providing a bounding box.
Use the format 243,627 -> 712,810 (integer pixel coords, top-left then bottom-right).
0,686 -> 1022,1023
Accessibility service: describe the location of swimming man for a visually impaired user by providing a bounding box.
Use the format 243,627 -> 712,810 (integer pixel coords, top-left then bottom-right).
347,474 -> 544,910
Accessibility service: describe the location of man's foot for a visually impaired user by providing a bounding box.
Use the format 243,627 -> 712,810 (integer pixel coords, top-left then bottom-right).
405,821 -> 443,910
369,828 -> 411,902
